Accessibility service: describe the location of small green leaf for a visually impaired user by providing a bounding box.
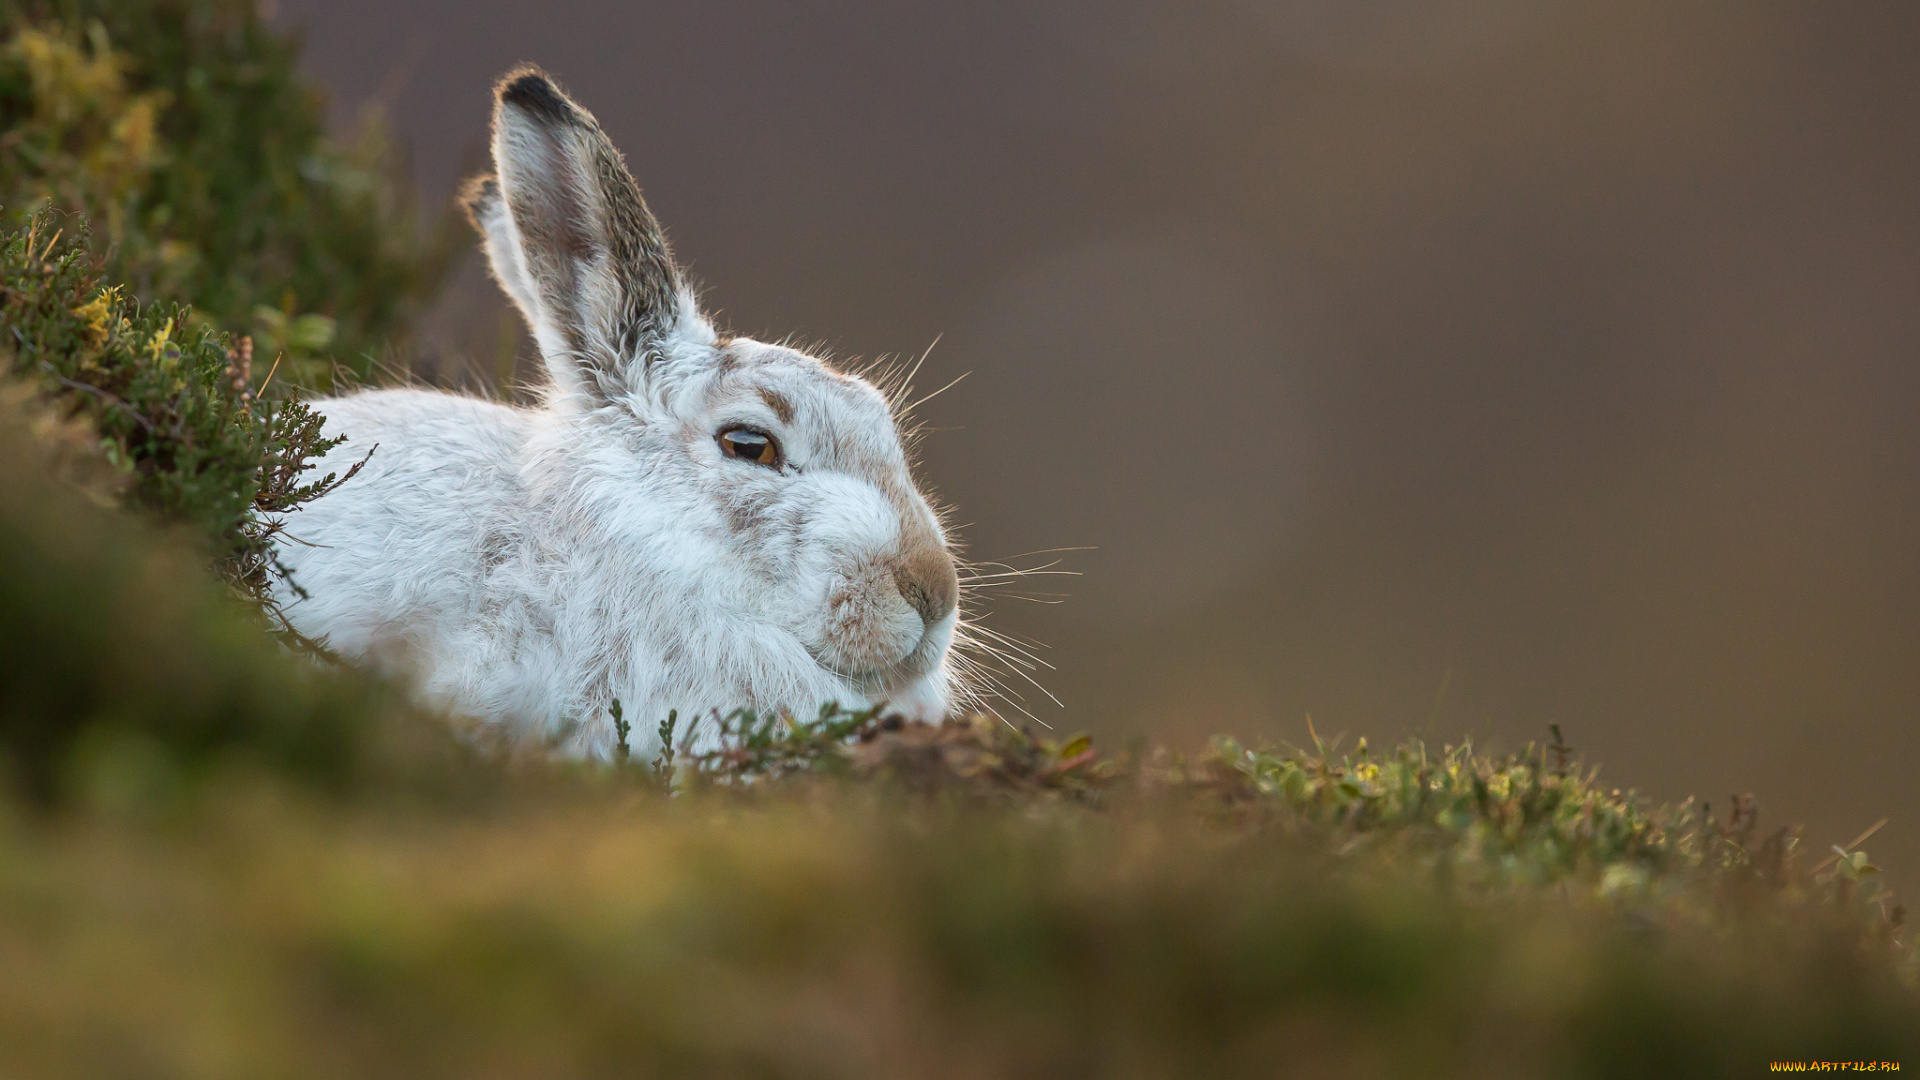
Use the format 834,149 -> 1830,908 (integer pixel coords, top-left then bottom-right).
286,313 -> 336,352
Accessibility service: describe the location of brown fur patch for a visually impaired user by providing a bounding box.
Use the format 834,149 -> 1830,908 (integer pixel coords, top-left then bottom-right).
758,386 -> 796,425
891,499 -> 958,624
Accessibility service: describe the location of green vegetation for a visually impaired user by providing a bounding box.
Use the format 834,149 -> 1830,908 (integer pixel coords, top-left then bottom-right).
0,0 -> 437,611
0,215 -> 364,609
0,1 -> 1912,1074
0,0 -> 453,385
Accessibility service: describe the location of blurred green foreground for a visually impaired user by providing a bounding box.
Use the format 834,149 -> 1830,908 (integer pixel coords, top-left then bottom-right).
1,2 -> 1916,1077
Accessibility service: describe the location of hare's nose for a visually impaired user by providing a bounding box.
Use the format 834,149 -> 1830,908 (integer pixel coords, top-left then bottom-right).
894,550 -> 958,629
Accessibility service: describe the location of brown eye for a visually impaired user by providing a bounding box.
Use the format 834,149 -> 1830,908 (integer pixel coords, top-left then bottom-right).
717,426 -> 781,468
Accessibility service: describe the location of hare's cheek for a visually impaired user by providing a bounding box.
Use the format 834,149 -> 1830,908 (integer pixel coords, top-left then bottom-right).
781,477 -> 897,580
718,485 -> 780,543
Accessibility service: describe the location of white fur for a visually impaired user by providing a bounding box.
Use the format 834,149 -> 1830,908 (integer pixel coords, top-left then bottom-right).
271,71 -> 959,756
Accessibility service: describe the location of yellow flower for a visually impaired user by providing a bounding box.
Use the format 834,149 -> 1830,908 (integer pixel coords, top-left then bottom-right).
69,285 -> 120,348
148,317 -> 174,365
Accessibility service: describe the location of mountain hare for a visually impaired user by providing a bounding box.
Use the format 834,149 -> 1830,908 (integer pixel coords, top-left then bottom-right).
273,67 -> 961,755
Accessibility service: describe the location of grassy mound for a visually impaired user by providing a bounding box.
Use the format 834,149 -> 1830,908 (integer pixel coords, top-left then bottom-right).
0,724 -> 1912,1078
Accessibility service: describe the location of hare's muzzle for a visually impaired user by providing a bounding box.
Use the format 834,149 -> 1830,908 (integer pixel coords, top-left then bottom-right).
894,550 -> 958,631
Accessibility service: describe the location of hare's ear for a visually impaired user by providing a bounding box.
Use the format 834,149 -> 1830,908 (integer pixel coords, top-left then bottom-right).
468,66 -> 709,405
460,176 -> 542,321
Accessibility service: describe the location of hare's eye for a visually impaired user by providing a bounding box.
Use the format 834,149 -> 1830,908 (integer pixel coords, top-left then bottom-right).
717,426 -> 782,468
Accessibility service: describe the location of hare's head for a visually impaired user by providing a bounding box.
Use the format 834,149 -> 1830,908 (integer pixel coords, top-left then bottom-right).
464,67 -> 959,718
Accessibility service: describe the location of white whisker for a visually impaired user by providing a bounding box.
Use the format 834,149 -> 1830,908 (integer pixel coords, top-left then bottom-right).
966,621 -> 1053,666
943,541 -> 1083,727
902,335 -> 939,392
902,370 -> 969,416
985,546 -> 1098,560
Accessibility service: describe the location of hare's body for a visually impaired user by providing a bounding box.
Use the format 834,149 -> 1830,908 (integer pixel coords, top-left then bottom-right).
273,69 -> 959,753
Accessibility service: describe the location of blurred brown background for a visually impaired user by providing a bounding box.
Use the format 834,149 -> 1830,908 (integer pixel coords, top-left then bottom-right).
272,0 -> 1919,894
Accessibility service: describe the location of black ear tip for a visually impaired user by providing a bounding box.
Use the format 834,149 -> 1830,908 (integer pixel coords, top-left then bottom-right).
497,66 -> 574,123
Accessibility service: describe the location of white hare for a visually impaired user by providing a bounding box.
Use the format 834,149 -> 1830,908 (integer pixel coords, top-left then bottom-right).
272,66 -> 961,756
